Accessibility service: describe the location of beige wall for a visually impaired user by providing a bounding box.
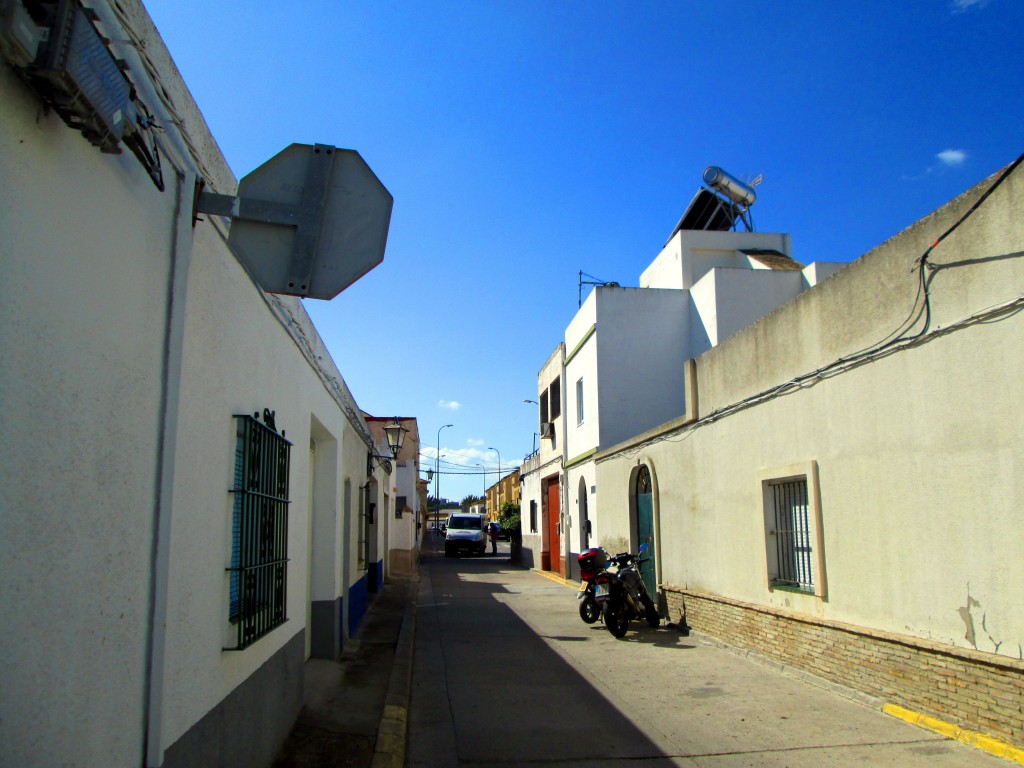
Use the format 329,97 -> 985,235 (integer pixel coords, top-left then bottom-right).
599,161 -> 1024,652
596,161 -> 1024,743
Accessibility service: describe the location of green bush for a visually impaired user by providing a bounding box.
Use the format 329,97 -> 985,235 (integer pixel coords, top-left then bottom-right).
499,502 -> 521,540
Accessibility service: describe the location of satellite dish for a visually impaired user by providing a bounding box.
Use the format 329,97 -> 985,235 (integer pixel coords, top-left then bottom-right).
194,143 -> 393,300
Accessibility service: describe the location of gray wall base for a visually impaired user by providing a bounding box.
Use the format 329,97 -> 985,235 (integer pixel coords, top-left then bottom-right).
311,598 -> 342,659
162,630 -> 304,768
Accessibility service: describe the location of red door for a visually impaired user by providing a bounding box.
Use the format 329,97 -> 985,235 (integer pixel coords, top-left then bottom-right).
545,477 -> 562,576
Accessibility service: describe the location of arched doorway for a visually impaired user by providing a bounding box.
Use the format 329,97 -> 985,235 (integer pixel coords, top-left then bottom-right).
634,465 -> 657,600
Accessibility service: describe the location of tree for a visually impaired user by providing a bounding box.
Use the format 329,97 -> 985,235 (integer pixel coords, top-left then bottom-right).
499,501 -> 521,541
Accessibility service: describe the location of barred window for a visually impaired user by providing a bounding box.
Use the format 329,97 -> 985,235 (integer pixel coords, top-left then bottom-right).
227,412 -> 291,650
768,478 -> 813,590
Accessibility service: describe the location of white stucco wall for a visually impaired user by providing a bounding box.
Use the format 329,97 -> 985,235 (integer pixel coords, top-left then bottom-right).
690,268 -> 806,348
160,233 -> 375,747
640,229 -> 793,290
390,459 -> 420,552
564,326 -> 599,463
802,260 -> 847,286
1,1 -> 384,763
593,287 -> 690,450
536,343 -> 566,465
0,62 -> 170,767
598,161 -> 1024,658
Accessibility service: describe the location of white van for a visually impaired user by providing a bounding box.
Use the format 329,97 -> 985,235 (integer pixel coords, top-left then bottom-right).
444,512 -> 488,557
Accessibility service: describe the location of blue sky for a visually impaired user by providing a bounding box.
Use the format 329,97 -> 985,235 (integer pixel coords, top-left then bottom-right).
144,0 -> 1022,503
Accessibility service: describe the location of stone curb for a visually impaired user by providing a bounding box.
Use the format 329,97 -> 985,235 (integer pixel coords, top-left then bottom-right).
884,704 -> 1024,766
371,583 -> 417,768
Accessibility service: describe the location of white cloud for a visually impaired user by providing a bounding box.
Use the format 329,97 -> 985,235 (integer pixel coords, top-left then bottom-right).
951,0 -> 990,13
937,149 -> 968,167
901,148 -> 971,181
466,438 -> 485,446
438,400 -> 461,411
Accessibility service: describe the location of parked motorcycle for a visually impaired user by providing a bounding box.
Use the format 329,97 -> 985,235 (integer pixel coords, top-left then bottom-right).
576,547 -> 609,624
593,544 -> 660,638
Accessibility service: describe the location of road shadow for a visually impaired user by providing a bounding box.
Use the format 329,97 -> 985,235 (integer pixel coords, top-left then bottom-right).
409,552 -> 691,766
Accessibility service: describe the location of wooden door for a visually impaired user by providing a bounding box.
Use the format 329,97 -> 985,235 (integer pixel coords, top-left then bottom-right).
546,478 -> 562,575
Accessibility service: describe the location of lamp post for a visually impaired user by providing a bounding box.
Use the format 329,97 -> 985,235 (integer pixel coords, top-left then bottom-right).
475,463 -> 486,496
435,424 -> 452,532
488,446 -> 501,515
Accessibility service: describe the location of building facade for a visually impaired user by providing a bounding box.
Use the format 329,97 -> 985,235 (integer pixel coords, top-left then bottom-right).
485,468 -> 522,521
523,213 -> 842,581
595,159 -> 1024,749
0,2 -> 401,765
520,344 -> 567,571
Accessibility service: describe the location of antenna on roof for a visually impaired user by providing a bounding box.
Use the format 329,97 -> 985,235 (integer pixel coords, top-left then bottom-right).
578,271 -> 620,308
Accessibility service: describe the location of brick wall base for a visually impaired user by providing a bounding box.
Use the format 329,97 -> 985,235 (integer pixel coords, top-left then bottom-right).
663,586 -> 1024,748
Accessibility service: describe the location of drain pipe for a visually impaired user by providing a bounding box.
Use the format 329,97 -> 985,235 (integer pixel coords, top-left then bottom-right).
143,170 -> 197,767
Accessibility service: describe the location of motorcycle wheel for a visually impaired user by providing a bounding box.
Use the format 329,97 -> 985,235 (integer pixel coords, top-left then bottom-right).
643,595 -> 661,628
604,601 -> 629,638
579,594 -> 600,624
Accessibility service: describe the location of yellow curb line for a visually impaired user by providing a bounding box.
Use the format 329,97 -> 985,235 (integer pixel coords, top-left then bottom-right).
535,569 -> 576,588
884,704 -> 1024,765
371,705 -> 407,768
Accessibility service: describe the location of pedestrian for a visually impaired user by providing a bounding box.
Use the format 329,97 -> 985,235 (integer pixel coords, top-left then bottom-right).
489,522 -> 498,554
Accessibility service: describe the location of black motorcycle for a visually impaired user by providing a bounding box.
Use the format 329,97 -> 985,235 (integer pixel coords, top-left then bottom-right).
593,544 -> 660,638
576,547 -> 609,624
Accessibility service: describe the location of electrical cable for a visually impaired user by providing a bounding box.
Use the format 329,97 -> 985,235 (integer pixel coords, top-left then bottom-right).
610,153 -> 1024,462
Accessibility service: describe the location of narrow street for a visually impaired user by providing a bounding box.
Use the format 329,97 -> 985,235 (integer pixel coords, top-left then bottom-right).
407,538 -> 1005,767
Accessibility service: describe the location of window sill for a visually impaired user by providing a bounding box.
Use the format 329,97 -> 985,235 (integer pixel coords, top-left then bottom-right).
770,582 -> 815,595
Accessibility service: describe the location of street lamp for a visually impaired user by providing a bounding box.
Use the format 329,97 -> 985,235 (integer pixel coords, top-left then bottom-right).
475,463 -> 486,496
368,417 -> 408,473
488,446 -> 501,515
435,424 -> 453,531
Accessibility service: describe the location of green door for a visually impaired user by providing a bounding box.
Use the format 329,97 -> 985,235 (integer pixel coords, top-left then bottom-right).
635,466 -> 657,599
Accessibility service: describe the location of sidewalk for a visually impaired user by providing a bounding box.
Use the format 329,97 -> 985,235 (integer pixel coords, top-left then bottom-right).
271,573 -> 418,768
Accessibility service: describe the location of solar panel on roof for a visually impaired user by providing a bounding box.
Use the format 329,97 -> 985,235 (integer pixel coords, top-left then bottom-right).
665,188 -> 739,244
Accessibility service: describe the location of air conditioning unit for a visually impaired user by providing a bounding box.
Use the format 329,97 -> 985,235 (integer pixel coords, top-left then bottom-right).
0,0 -> 45,67
540,422 -> 554,439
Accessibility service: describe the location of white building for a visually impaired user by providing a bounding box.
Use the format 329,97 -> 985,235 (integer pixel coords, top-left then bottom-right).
367,416 -> 424,581
519,343 -> 566,571
522,199 -> 843,580
0,2 -> 403,765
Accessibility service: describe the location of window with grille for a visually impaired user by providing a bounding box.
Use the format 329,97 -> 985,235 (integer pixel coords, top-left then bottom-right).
227,412 -> 291,650
761,462 -> 825,598
768,478 -> 813,590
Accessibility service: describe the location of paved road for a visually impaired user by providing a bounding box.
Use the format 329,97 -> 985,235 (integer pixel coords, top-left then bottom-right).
408,544 -> 1005,767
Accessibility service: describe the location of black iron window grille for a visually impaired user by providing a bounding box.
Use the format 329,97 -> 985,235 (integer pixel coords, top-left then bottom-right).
227,411 -> 291,650
770,478 -> 813,591
357,483 -> 372,571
